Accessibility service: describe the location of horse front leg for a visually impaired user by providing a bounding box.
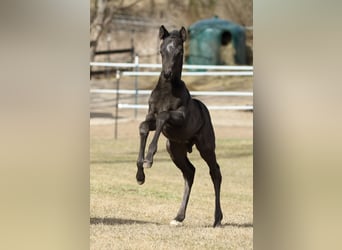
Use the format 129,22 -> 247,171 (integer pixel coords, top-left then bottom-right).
136,114 -> 155,185
144,112 -> 170,168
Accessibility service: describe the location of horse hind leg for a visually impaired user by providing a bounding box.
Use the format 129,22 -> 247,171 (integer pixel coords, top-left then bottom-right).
210,161 -> 223,227
196,141 -> 223,227
167,140 -> 195,226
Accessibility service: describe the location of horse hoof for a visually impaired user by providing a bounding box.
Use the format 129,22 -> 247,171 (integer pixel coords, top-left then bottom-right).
136,171 -> 145,185
143,160 -> 152,168
137,179 -> 145,185
213,220 -> 222,228
170,220 -> 183,227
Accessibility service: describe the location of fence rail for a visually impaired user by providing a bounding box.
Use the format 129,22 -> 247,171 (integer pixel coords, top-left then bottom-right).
118,104 -> 253,111
90,89 -> 253,97
94,48 -> 134,55
122,71 -> 253,76
90,61 -> 253,71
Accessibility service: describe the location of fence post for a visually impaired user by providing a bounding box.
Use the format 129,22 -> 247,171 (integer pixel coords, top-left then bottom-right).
106,32 -> 111,79
134,55 -> 139,119
114,70 -> 120,140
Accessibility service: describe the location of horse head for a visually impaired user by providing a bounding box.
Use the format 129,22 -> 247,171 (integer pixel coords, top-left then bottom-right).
159,25 -> 187,81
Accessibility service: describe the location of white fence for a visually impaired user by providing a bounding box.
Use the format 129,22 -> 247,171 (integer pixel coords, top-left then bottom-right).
118,104 -> 253,111
90,61 -> 253,71
90,89 -> 253,97
90,61 -> 253,76
90,59 -> 253,113
90,60 -> 253,138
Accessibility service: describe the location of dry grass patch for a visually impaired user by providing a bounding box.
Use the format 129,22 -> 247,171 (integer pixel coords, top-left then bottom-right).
91,136 -> 252,249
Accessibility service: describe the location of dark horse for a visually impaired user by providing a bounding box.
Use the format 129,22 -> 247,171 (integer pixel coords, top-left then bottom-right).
136,25 -> 223,227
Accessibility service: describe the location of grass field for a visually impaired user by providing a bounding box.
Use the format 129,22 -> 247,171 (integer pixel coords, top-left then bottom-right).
90,133 -> 253,249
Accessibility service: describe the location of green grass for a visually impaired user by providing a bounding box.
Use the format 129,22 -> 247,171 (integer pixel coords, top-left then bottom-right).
90,136 -> 253,249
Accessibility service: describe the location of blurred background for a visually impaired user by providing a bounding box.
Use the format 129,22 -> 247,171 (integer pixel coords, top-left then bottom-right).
89,0 -> 253,133
90,0 -> 253,66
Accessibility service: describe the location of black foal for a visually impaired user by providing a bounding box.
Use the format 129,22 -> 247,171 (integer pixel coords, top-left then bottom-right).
136,25 -> 223,227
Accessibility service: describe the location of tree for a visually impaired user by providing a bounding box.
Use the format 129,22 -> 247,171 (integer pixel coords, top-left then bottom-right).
90,0 -> 142,61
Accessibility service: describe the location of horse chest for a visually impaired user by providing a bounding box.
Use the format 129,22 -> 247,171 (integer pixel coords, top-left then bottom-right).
150,92 -> 182,113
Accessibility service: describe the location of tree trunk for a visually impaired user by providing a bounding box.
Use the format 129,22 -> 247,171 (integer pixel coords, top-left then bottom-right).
90,0 -> 107,61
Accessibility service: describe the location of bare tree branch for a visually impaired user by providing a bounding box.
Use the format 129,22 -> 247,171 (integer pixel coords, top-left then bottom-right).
90,0 -> 144,61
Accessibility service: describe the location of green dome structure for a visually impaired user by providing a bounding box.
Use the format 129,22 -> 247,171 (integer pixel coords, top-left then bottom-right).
187,16 -> 248,65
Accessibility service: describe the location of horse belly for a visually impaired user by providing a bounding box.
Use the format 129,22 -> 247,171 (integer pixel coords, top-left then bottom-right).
162,118 -> 201,143
162,124 -> 191,143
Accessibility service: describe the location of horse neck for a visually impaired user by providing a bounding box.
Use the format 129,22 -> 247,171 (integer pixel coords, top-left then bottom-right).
173,63 -> 183,81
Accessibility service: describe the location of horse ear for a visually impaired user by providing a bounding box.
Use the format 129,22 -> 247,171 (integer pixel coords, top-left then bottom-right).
159,25 -> 169,40
180,26 -> 187,42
